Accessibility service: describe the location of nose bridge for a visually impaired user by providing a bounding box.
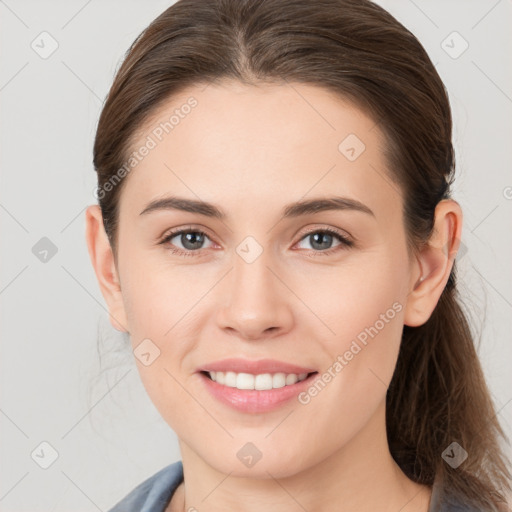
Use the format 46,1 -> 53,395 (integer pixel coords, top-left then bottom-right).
233,241 -> 273,299
217,235 -> 293,339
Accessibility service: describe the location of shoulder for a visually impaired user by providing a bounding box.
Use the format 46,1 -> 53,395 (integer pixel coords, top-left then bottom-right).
434,494 -> 509,512
107,460 -> 184,512
430,478 -> 509,512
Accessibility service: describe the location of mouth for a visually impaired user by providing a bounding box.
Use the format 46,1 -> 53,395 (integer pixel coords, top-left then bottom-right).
200,370 -> 318,391
195,358 -> 320,413
198,369 -> 320,413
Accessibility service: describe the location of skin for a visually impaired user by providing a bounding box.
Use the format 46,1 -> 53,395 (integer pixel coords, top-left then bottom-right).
86,81 -> 462,512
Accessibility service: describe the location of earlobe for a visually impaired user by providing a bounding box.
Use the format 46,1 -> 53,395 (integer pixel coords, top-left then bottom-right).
85,205 -> 129,333
404,199 -> 463,327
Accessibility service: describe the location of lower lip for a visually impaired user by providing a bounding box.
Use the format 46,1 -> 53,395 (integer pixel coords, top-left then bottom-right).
198,372 -> 319,413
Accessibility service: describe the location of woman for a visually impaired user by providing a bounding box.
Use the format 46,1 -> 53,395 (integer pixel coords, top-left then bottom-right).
85,0 -> 511,510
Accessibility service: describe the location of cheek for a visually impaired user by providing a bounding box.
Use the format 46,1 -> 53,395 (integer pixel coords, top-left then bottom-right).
330,268 -> 406,367
118,246 -> 190,337
306,251 -> 408,347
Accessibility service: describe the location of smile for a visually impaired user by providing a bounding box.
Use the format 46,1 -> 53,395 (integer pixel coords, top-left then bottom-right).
199,370 -> 319,413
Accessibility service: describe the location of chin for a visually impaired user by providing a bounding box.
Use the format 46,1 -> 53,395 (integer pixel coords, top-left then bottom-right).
201,446 -> 315,480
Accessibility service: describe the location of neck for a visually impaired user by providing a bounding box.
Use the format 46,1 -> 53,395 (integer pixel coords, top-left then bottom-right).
172,400 -> 432,512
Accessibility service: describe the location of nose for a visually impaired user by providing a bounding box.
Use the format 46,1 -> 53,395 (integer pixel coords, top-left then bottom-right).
216,248 -> 294,341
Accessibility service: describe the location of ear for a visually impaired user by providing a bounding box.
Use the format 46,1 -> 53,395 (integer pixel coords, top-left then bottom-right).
404,199 -> 463,327
85,205 -> 129,333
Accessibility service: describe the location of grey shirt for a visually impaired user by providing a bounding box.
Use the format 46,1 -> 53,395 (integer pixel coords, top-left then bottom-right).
107,460 -> 484,512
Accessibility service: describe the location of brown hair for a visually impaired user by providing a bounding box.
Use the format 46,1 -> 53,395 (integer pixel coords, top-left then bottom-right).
93,0 -> 511,508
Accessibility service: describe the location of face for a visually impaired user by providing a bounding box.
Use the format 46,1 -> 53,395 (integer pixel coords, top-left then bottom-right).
108,81 -> 418,478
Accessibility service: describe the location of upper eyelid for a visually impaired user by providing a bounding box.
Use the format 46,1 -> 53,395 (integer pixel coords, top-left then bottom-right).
161,225 -> 215,243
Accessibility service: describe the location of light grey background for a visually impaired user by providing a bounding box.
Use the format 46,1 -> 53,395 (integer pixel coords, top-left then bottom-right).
1,0 -> 511,510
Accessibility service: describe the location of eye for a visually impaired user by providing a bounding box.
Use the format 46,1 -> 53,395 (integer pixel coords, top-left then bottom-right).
294,228 -> 354,256
159,227 -> 214,256
159,226 -> 354,257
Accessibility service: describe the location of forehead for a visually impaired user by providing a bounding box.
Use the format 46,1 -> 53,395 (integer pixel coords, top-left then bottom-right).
118,81 -> 401,221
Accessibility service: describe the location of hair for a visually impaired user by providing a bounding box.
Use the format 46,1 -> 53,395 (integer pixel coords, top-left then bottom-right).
92,0 -> 511,508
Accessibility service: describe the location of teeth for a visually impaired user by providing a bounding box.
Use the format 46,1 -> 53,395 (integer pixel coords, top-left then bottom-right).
285,374 -> 298,385
207,371 -> 310,390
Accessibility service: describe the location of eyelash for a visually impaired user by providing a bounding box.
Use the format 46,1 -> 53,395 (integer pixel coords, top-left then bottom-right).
159,226 -> 354,257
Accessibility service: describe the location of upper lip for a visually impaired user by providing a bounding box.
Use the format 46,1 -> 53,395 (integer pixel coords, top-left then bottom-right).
198,358 -> 317,375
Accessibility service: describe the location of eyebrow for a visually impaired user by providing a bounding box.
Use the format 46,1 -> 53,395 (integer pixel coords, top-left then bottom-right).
139,195 -> 375,219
